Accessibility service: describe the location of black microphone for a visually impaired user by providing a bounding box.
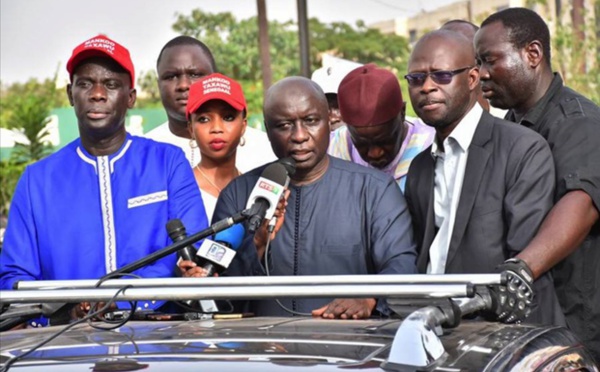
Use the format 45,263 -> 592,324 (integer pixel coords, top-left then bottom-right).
268,158 -> 296,232
3,221 -> 214,327
245,162 -> 292,234
278,157 -> 297,177
167,219 -> 224,313
167,219 -> 199,264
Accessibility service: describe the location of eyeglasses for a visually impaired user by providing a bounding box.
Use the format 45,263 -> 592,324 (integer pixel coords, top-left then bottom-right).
404,67 -> 474,87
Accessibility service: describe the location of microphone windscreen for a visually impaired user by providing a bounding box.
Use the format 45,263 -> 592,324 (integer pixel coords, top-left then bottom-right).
261,162 -> 289,185
214,223 -> 245,250
278,157 -> 297,176
166,219 -> 186,239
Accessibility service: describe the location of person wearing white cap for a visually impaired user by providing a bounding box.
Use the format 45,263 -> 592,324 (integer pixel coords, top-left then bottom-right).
311,63 -> 360,131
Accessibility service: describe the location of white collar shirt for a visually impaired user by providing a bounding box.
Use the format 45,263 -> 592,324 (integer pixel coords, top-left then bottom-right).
427,104 -> 483,274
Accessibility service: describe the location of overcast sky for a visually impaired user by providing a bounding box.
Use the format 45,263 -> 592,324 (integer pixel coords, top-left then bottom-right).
1,0 -> 457,84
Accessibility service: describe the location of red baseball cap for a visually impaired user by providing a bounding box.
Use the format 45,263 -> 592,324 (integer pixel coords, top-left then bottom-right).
186,73 -> 247,119
338,63 -> 404,127
66,34 -> 135,87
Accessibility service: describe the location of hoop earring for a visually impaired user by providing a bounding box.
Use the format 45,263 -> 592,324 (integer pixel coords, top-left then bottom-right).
239,136 -> 246,147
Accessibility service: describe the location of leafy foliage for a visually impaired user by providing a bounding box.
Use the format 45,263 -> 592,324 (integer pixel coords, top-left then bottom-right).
309,19 -> 410,74
1,76 -> 69,128
0,75 -> 65,215
0,161 -> 26,216
551,4 -> 599,104
165,9 -> 412,116
7,94 -> 54,163
172,11 -> 301,82
521,0 -> 599,104
136,69 -> 163,108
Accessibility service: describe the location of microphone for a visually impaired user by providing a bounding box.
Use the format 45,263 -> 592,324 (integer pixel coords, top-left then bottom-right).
196,223 -> 245,277
167,221 -> 244,314
245,160 -> 294,234
269,158 -> 296,233
166,219 -> 198,264
215,223 -> 245,249
166,219 -> 216,312
278,157 -> 297,177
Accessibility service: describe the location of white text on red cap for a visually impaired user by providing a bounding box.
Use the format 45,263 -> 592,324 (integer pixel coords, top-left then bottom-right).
83,38 -> 115,54
203,77 -> 232,96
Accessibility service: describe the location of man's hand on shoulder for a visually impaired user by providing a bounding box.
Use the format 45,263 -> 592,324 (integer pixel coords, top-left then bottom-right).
488,258 -> 534,323
312,298 -> 377,319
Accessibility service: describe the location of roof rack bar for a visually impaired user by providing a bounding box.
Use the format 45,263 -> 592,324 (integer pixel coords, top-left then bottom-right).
0,283 -> 472,304
15,274 -> 504,290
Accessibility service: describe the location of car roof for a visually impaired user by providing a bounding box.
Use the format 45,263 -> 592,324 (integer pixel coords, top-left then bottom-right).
0,316 -> 581,371
1,275 -> 596,371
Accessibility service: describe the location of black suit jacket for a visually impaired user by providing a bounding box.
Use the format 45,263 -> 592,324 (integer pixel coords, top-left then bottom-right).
405,110 -> 565,326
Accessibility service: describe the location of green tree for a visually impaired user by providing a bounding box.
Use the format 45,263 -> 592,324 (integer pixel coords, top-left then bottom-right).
309,19 -> 410,75
7,94 -> 54,163
0,75 -> 64,216
173,11 -> 300,82
552,5 -> 599,103
171,9 -> 412,116
136,69 -> 162,108
172,10 -> 298,116
0,73 -> 69,128
0,161 -> 26,216
524,0 -> 599,104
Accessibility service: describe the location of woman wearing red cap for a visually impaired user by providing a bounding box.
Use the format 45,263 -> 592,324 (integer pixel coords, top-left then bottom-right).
186,73 -> 247,219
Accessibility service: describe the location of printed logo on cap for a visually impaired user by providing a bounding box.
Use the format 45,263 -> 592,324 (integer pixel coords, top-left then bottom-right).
82,37 -> 116,55
203,76 -> 233,96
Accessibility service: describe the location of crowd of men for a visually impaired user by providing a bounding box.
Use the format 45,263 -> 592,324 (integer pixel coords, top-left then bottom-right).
0,7 -> 598,362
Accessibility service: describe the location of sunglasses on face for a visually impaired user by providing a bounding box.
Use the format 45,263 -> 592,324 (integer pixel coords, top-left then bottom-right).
404,66 -> 473,87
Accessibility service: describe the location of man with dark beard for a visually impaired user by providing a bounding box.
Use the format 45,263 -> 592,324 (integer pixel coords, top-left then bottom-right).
403,29 -> 564,326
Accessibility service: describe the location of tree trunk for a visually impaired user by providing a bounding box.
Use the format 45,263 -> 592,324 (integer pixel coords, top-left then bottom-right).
257,0 -> 273,97
297,0 -> 310,77
571,0 -> 586,73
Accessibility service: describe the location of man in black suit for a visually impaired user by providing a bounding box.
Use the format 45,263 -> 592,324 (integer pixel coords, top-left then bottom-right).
404,29 -> 564,326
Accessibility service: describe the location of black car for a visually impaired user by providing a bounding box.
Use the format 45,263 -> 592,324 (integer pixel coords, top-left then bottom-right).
1,274 -> 597,371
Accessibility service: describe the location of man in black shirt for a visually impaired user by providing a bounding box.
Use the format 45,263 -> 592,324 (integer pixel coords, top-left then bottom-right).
475,7 -> 600,361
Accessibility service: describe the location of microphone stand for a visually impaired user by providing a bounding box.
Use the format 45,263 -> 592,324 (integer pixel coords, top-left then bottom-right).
0,208 -> 257,331
101,208 -> 255,280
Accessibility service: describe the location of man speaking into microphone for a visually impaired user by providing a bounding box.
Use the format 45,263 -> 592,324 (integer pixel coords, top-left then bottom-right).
181,77 -> 418,319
